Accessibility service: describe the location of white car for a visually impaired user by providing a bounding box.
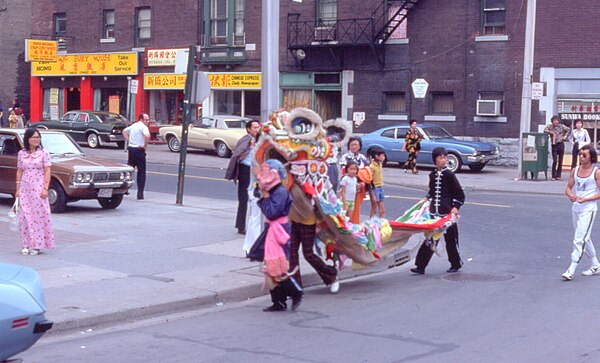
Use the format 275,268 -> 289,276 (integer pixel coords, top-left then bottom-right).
158,115 -> 251,158
0,262 -> 53,361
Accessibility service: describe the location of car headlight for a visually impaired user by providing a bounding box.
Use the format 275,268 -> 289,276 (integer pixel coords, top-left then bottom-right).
125,171 -> 132,180
76,173 -> 84,182
472,150 -> 480,156
494,147 -> 500,154
119,172 -> 125,181
84,173 -> 93,182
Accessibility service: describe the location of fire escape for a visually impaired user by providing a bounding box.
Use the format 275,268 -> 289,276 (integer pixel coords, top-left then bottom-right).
287,0 -> 418,67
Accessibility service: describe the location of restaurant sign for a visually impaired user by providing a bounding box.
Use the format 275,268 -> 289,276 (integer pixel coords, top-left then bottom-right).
25,39 -> 57,62
144,73 -> 187,90
31,52 -> 138,76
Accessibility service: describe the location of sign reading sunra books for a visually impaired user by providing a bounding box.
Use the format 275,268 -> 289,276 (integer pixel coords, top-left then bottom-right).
25,39 -> 57,62
31,52 -> 138,76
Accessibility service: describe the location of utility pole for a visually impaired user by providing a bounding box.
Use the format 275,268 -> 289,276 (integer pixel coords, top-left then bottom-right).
518,0 -> 537,179
261,0 -> 280,123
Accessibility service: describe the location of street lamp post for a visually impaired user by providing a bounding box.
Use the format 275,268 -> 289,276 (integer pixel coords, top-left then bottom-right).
261,0 -> 280,123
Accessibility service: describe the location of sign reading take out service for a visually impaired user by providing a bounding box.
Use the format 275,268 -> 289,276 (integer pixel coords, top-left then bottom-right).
412,78 -> 429,99
31,52 -> 138,76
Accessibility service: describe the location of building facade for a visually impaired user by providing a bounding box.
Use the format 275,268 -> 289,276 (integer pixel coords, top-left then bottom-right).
26,0 -> 600,164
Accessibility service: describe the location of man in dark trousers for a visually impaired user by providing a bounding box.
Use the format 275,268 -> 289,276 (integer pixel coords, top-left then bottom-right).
225,120 -> 260,235
544,115 -> 571,181
411,147 -> 465,274
122,113 -> 150,200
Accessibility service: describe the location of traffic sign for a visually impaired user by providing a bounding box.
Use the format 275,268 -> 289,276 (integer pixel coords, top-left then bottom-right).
412,78 -> 429,99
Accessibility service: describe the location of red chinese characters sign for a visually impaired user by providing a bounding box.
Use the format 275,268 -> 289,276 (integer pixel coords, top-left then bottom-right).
145,48 -> 186,67
31,52 -> 138,76
144,74 -> 187,89
25,39 -> 57,62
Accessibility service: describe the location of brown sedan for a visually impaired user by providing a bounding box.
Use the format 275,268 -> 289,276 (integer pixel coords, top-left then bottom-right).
0,129 -> 134,213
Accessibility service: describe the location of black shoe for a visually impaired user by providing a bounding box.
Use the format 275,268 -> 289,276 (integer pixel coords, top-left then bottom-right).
263,302 -> 286,312
137,193 -> 144,200
446,267 -> 461,273
237,229 -> 246,235
291,292 -> 303,311
410,267 -> 424,274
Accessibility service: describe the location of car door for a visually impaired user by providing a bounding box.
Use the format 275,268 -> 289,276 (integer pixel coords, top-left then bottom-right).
57,112 -> 78,139
416,126 -> 433,165
0,133 -> 19,193
189,117 -> 214,149
69,112 -> 89,142
377,128 -> 401,162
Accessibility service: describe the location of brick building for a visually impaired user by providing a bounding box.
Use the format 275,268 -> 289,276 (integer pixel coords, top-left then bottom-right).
25,1 -> 600,164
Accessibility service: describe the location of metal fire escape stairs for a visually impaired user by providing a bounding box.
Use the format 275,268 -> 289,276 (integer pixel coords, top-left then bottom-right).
287,0 -> 418,67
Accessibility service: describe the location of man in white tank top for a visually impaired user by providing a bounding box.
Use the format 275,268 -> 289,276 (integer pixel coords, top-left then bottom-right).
562,145 -> 600,280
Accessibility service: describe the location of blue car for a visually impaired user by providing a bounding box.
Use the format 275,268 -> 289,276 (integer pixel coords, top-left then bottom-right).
0,262 -> 53,361
360,124 -> 500,172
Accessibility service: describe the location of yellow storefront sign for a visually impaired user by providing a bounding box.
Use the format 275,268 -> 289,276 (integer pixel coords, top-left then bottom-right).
25,39 -> 57,62
144,74 -> 187,90
208,73 -> 261,89
31,52 -> 138,76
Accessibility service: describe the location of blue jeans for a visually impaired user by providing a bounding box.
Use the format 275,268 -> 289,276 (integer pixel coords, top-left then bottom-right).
374,186 -> 385,201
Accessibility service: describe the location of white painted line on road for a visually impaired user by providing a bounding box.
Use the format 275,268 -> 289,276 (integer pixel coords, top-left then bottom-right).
386,195 -> 511,208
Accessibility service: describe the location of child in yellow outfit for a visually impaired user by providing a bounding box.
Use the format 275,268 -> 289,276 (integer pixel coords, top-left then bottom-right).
369,147 -> 386,218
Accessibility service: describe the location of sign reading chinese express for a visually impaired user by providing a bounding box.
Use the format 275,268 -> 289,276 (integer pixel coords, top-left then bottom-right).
208,73 -> 261,89
31,52 -> 138,76
25,39 -> 57,62
145,48 -> 187,67
144,74 -> 187,90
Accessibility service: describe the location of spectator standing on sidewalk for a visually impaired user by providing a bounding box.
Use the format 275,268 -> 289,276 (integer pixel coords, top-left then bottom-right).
411,147 -> 465,275
122,113 -> 150,200
9,99 -> 25,128
544,115 -> 571,180
562,145 -> 600,281
0,101 -> 4,128
401,119 -> 423,174
339,136 -> 375,224
225,120 -> 261,235
369,146 -> 386,218
15,128 -> 55,256
569,119 -> 591,170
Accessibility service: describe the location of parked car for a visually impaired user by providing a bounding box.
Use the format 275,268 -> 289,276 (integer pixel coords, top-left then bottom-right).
0,129 -> 134,213
35,110 -> 129,148
0,262 -> 53,361
361,124 -> 500,172
158,115 -> 251,157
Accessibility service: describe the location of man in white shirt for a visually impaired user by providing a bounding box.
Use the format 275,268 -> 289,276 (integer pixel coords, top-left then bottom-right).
122,113 -> 150,200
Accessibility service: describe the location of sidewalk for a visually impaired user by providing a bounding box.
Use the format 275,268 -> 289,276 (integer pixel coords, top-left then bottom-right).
0,147 -> 568,334
0,192 -> 419,334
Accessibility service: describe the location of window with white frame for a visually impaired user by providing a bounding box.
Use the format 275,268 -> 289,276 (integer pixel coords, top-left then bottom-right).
233,0 -> 245,46
103,9 -> 115,39
317,0 -> 337,26
211,0 -> 228,45
384,92 -> 406,114
136,7 -> 151,43
431,92 -> 454,114
482,0 -> 506,35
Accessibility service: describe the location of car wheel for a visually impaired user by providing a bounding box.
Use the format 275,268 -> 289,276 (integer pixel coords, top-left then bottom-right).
87,133 -> 100,148
167,135 -> 181,152
48,179 -> 67,213
98,194 -> 124,209
446,153 -> 462,173
116,141 -> 125,149
215,141 -> 231,158
468,164 -> 485,172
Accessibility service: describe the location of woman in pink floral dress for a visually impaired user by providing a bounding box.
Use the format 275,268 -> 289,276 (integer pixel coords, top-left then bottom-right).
15,128 -> 55,255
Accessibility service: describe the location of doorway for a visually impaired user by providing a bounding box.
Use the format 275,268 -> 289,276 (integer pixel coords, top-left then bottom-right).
66,87 -> 80,111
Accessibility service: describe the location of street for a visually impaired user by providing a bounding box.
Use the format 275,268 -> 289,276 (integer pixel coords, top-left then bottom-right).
10,146 -> 600,362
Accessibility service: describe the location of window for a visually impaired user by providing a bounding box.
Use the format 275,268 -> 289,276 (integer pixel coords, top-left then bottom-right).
317,0 -> 337,26
431,92 -> 454,114
233,0 -> 245,46
381,129 -> 396,139
136,7 -> 151,44
384,92 -> 406,114
387,6 -> 407,39
103,9 -> 115,39
479,91 -> 504,114
53,12 -> 66,36
482,0 -> 505,35
210,0 -> 228,45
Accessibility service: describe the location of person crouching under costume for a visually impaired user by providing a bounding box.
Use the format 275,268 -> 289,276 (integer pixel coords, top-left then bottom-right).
254,159 -> 303,312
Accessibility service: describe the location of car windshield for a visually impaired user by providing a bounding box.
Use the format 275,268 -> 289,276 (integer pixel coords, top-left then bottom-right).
422,126 -> 455,140
21,132 -> 83,156
95,113 -> 128,123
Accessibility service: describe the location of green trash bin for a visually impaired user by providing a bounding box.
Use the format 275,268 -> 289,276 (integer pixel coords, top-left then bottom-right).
521,132 -> 549,180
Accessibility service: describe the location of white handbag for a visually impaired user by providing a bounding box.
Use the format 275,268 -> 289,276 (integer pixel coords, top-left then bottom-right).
8,198 -> 19,231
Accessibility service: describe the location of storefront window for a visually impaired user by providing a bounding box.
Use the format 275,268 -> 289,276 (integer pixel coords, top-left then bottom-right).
214,90 -> 242,115
96,88 -> 127,116
244,91 -> 260,119
149,90 -> 189,125
282,89 -> 312,110
42,88 -> 64,120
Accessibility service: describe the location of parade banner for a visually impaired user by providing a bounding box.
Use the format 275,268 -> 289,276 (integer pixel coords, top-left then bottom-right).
207,73 -> 261,89
31,52 -> 138,76
144,74 -> 187,90
25,39 -> 57,62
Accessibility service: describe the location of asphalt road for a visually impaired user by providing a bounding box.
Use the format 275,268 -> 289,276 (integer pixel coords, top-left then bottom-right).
21,180 -> 600,362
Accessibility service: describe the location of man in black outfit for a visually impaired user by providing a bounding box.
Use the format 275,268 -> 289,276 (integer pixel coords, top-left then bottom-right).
225,120 -> 260,235
411,147 -> 465,274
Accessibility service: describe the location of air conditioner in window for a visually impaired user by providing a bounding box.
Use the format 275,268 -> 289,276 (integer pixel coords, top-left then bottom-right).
476,100 -> 502,116
314,26 -> 336,42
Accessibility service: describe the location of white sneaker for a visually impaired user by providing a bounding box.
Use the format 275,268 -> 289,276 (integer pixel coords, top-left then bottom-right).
329,280 -> 340,294
582,265 -> 600,276
562,271 -> 574,281
21,247 -> 29,255
29,249 -> 40,256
